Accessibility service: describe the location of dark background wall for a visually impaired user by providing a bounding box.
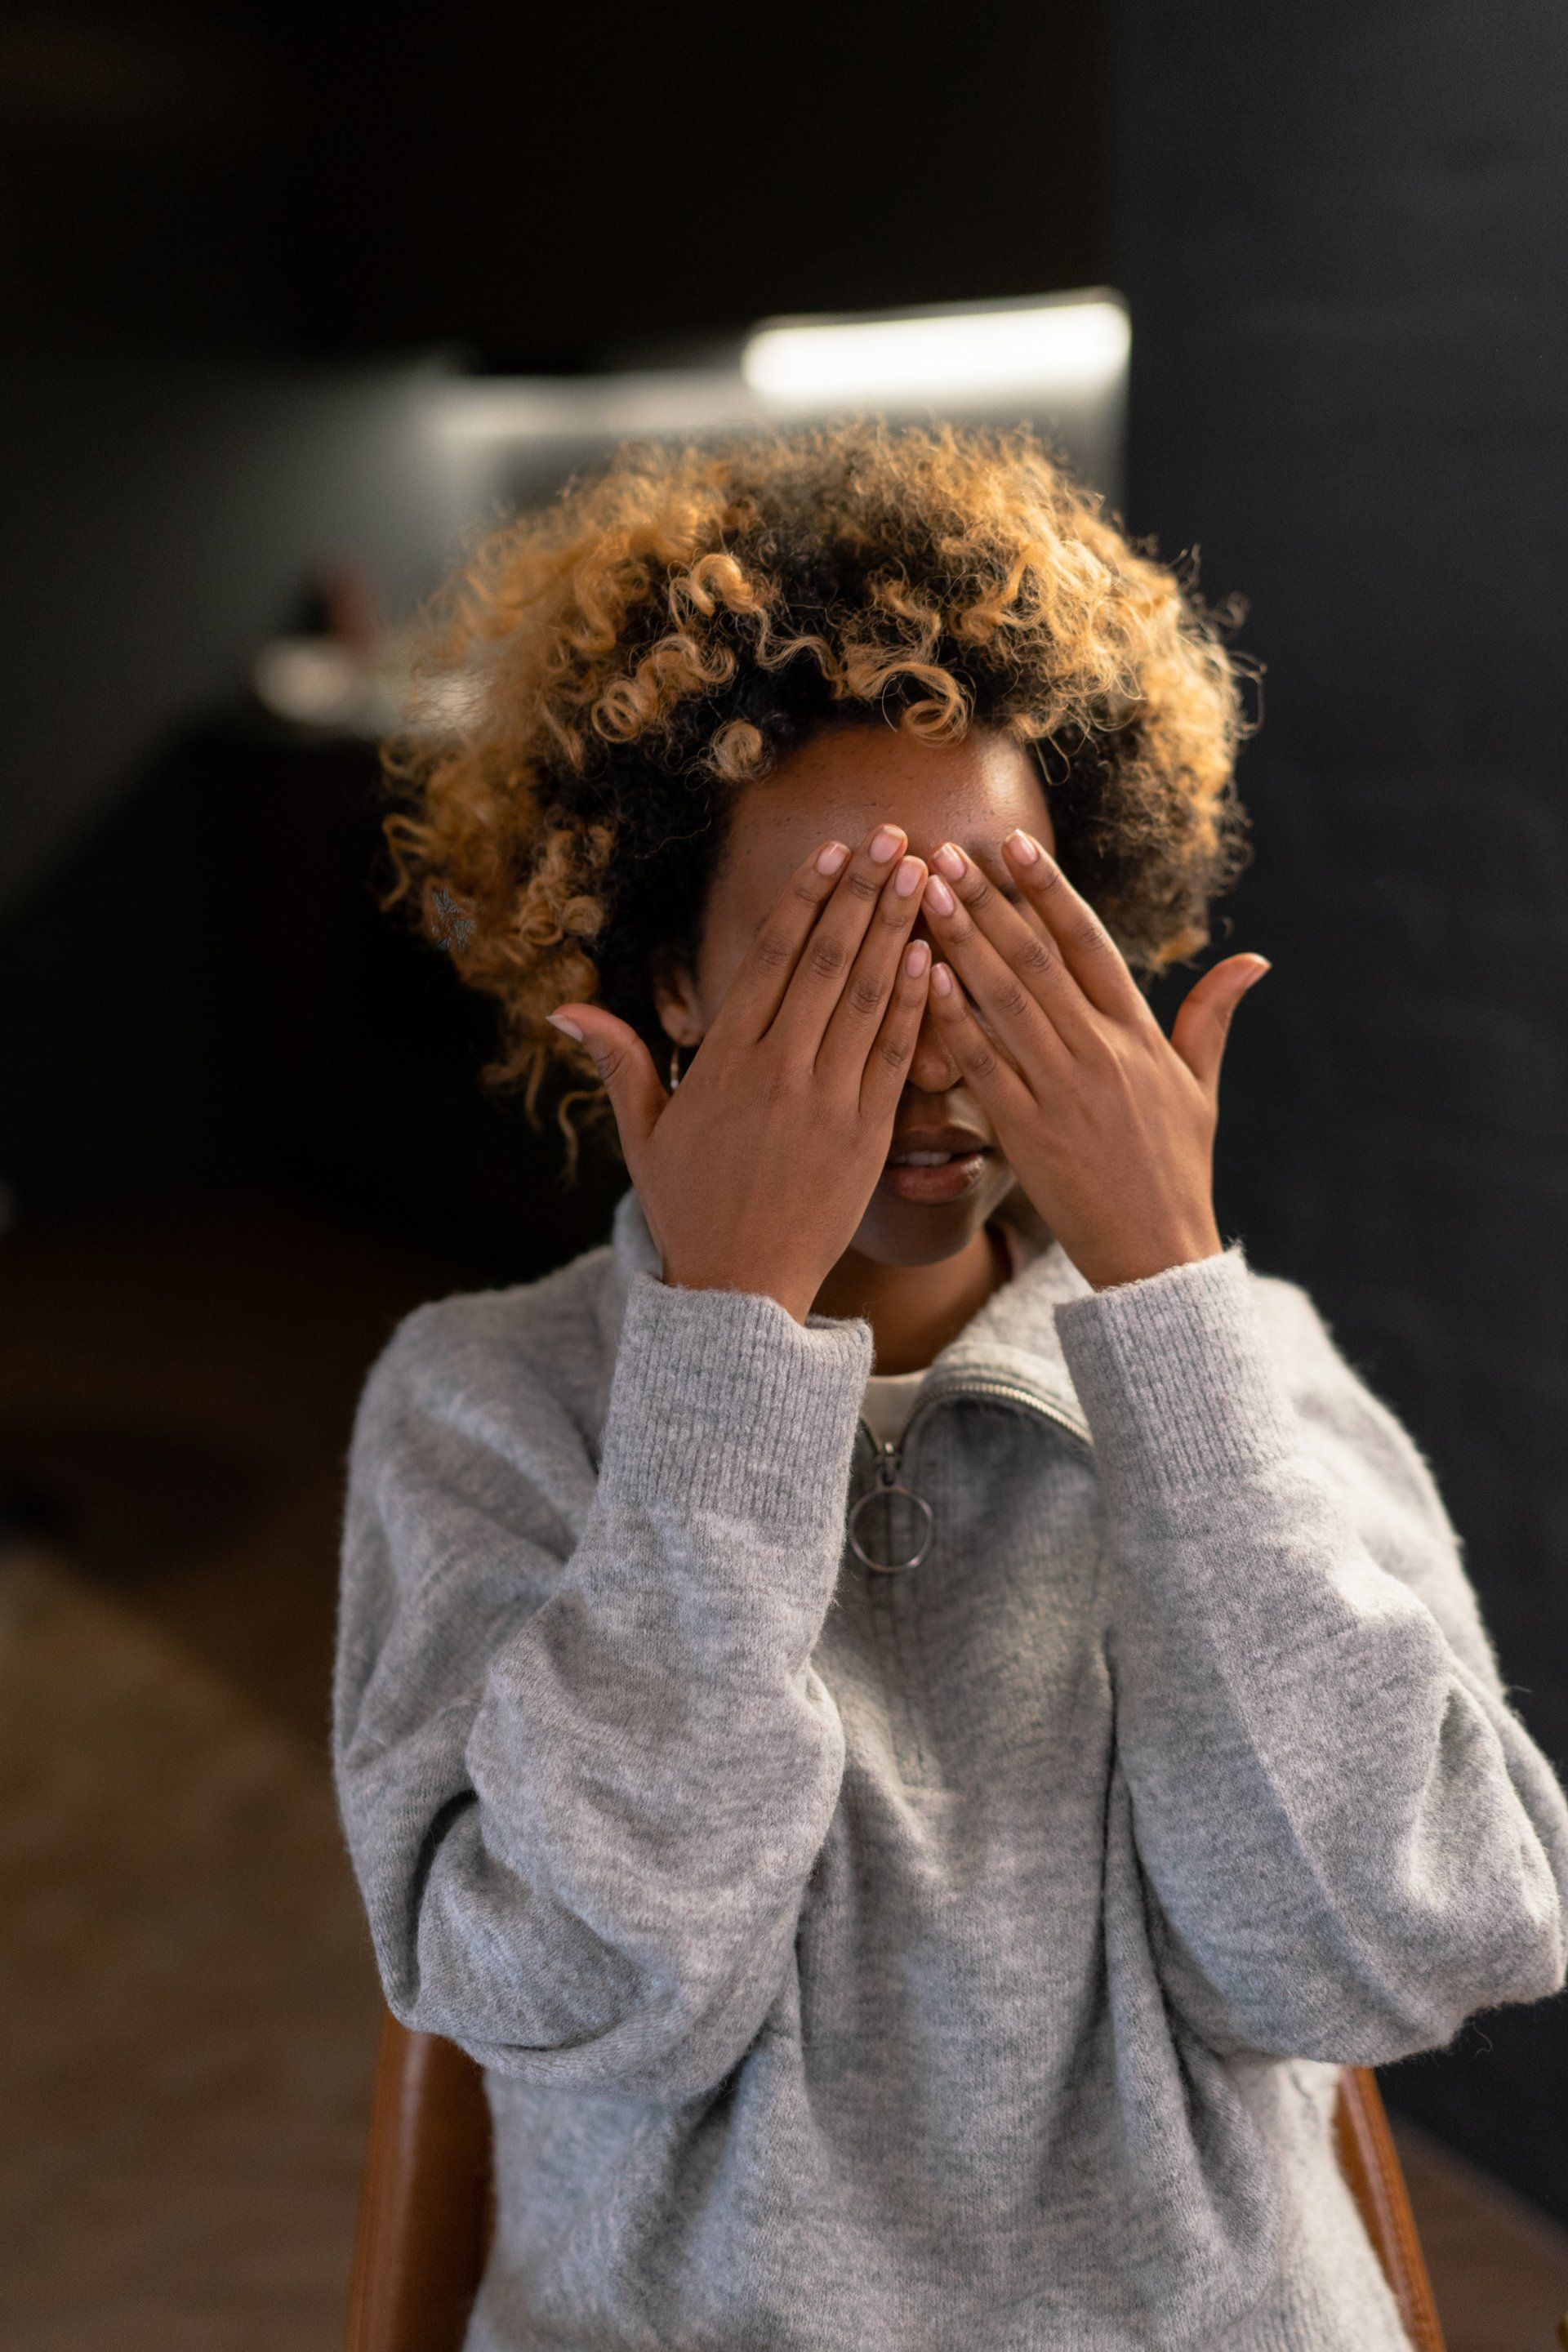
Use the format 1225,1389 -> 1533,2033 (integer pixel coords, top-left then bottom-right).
1118,0 -> 1568,2210
295,7 -> 1111,373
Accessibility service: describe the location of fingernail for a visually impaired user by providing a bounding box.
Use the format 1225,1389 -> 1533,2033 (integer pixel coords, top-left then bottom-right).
906,940 -> 930,976
816,840 -> 850,875
933,842 -> 966,880
893,855 -> 924,898
868,825 -> 902,863
1245,959 -> 1272,985
547,1012 -> 585,1040
924,873 -> 955,916
1005,829 -> 1040,864
931,961 -> 955,997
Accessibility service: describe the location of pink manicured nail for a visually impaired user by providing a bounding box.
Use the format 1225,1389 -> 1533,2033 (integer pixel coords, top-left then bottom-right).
905,940 -> 930,976
933,842 -> 966,880
868,825 -> 902,863
930,961 -> 955,996
816,840 -> 850,875
924,873 -> 955,916
893,855 -> 924,898
1005,829 -> 1041,864
547,1012 -> 585,1040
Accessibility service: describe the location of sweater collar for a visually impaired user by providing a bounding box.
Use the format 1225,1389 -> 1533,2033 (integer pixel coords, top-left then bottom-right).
608,1183 -> 1093,1436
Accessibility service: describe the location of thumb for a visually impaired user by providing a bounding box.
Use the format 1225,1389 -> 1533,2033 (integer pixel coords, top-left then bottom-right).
547,1006 -> 666,1160
1169,956 -> 1271,1092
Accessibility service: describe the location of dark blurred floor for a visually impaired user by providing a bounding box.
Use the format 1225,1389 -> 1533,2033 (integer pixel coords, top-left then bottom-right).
1,1188 -> 1566,2351
0,1188 -> 464,2352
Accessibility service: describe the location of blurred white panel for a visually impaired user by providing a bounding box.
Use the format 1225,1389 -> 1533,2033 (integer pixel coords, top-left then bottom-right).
742,292 -> 1129,408
434,369 -> 763,441
430,289 -> 1129,504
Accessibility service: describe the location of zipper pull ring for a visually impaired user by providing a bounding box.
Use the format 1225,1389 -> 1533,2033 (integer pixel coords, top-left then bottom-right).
849,1445 -> 934,1573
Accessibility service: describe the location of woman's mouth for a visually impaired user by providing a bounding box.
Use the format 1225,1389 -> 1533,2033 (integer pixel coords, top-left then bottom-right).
877,1130 -> 993,1204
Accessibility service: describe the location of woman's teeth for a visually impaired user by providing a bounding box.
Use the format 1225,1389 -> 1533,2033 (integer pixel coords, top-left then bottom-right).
889,1148 -> 978,1165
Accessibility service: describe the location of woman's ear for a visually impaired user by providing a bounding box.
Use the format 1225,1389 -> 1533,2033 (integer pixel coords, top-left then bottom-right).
650,952 -> 705,1049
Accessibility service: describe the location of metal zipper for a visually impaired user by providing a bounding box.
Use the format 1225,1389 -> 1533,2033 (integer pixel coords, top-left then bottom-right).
858,1372 -> 1089,1463
849,1374 -> 1090,1572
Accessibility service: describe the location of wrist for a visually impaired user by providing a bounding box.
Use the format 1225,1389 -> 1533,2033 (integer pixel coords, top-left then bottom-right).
660,1263 -> 815,1326
1080,1223 -> 1225,1293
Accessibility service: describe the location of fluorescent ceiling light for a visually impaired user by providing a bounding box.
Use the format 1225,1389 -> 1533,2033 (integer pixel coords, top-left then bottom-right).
433,290 -> 1129,444
742,293 -> 1129,408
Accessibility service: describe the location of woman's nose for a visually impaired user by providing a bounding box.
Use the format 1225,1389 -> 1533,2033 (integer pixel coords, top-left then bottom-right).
902,906 -> 962,1089
908,991 -> 963,1093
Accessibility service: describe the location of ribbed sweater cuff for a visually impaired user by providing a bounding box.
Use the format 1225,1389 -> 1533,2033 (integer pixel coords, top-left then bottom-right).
1054,1245 -> 1298,1508
598,1272 -> 872,1524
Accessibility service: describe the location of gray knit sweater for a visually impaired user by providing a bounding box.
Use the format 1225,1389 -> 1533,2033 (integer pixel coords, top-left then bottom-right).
334,1187 -> 1568,2351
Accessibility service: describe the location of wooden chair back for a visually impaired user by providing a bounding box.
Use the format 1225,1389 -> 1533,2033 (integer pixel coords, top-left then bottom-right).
345,2017 -> 492,2352
345,2012 -> 1446,2352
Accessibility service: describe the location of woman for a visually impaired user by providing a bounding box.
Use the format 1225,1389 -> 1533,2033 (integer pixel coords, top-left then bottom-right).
335,423 -> 1568,2351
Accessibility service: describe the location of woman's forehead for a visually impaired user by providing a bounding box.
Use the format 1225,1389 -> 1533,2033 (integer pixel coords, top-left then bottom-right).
716,726 -> 1052,909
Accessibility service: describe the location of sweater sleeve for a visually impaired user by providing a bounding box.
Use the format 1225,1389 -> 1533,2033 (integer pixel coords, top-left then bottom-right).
1054,1246 -> 1568,2066
333,1270 -> 871,2100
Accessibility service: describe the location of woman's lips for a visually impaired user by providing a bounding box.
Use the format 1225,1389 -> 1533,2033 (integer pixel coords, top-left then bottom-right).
875,1133 -> 993,1204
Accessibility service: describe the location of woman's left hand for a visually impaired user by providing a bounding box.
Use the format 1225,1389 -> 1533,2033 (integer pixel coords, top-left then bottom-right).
920,831 -> 1270,1291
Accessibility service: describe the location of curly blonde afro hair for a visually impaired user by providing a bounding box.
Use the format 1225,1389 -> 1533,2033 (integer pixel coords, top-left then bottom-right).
380,418 -> 1252,1141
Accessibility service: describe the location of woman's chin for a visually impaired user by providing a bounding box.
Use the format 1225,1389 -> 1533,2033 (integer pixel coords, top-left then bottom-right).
851,1165 -> 1013,1267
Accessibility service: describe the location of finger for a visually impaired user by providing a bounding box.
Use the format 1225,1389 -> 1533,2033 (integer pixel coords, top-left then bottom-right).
925,840 -> 1094,1042
710,835 -> 856,1042
920,855 -> 1076,1072
817,852 -> 927,1076
768,822 -> 909,1055
547,1008 -> 666,1161
1169,956 -> 1270,1091
860,938 -> 933,1120
924,961 -> 1036,1123
1000,831 -> 1146,1020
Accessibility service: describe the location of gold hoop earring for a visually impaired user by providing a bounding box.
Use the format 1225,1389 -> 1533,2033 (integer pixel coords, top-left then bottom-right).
668,1044 -> 683,1092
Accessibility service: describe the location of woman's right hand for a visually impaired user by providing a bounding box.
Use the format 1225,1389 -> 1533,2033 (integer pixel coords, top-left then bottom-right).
549,825 -> 931,1323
